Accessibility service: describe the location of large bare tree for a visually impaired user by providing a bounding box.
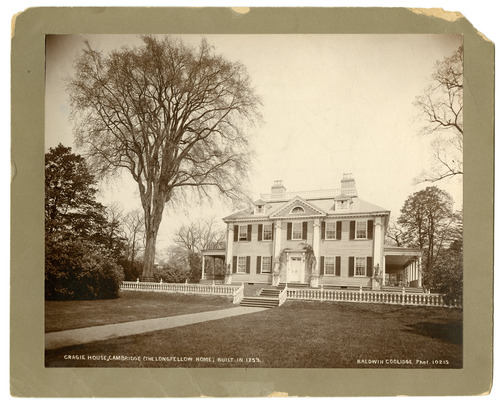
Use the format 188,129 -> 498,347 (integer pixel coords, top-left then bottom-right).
414,45 -> 463,183
68,35 -> 261,279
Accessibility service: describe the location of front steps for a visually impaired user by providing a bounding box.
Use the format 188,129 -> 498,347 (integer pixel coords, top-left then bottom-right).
239,288 -> 281,308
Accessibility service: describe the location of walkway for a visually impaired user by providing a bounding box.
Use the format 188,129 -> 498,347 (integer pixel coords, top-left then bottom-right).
45,306 -> 267,351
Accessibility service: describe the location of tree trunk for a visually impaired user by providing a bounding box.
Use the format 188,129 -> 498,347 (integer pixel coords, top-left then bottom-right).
142,228 -> 158,281
141,187 -> 168,281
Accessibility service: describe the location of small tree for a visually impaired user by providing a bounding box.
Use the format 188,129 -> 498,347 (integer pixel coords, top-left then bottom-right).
396,186 -> 458,290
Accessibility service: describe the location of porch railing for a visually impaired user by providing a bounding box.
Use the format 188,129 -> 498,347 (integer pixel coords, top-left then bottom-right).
121,281 -> 240,297
232,283 -> 244,304
278,285 -> 288,306
286,288 -> 462,308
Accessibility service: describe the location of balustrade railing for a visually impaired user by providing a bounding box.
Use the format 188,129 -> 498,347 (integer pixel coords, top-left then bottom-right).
121,281 -> 240,297
286,288 -> 461,308
232,283 -> 244,304
278,286 -> 288,306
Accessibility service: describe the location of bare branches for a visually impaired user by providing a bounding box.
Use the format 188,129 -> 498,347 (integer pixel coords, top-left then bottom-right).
414,45 -> 463,184
67,35 -> 261,278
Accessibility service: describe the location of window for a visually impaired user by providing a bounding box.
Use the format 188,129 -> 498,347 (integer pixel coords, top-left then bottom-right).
325,257 -> 336,275
356,220 -> 367,239
239,225 -> 248,241
292,222 -> 302,240
337,200 -> 349,210
261,256 -> 271,273
255,205 -> 264,213
237,257 -> 247,273
263,224 -> 272,241
325,221 -> 336,240
291,206 -> 305,214
355,257 -> 366,276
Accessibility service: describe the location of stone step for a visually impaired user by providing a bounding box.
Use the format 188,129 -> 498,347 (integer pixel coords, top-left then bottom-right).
240,297 -> 280,308
278,282 -> 309,289
259,289 -> 281,297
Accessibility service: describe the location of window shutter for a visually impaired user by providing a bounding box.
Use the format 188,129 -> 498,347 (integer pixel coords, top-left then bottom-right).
256,256 -> 261,274
349,221 -> 355,240
336,221 -> 342,240
321,222 -> 325,239
287,222 -> 292,240
320,256 -> 325,276
302,221 -> 308,240
232,256 -> 237,273
368,220 -> 374,239
233,225 -> 238,242
247,225 -> 252,241
335,256 -> 341,276
349,257 -> 354,277
271,224 -> 274,240
258,224 -> 263,241
367,257 -> 373,277
246,256 -> 251,274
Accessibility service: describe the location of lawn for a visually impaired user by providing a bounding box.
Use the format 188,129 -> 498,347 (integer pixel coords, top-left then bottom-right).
45,290 -> 234,332
45,295 -> 462,368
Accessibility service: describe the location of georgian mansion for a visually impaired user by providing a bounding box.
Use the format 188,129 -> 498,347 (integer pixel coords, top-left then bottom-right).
202,174 -> 422,291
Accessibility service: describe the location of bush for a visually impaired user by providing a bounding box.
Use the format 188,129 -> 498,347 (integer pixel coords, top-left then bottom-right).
153,264 -> 189,283
45,237 -> 124,300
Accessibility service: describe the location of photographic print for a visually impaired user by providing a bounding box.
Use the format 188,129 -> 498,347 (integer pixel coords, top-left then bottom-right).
10,7 -> 493,398
44,33 -> 464,369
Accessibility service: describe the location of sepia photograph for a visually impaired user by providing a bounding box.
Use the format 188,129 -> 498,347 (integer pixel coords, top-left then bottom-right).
44,33 -> 464,369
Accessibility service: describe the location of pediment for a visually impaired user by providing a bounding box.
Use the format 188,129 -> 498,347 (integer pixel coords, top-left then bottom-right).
270,196 -> 326,218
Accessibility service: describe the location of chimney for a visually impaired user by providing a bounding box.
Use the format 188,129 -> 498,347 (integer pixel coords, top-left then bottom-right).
271,180 -> 286,194
341,173 -> 357,195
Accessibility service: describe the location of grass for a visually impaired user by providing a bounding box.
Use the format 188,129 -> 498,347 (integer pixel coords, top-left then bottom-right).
45,295 -> 462,368
45,290 -> 234,332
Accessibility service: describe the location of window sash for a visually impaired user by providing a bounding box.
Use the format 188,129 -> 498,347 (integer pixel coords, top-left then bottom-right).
324,256 -> 336,275
262,224 -> 272,241
355,257 -> 366,276
325,222 -> 336,239
239,225 -> 248,241
355,220 -> 367,239
292,222 -> 302,240
261,256 -> 271,273
237,257 -> 247,273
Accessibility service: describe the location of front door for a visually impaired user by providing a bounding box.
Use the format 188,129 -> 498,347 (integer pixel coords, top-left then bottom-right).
288,256 -> 303,283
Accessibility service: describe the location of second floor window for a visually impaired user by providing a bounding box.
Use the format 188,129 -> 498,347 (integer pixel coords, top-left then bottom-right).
239,225 -> 248,241
263,224 -> 272,241
356,220 -> 367,239
292,222 -> 302,240
325,221 -> 336,239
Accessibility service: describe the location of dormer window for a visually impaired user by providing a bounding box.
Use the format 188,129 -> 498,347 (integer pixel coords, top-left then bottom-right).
291,206 -> 305,214
337,200 -> 349,210
255,205 -> 264,214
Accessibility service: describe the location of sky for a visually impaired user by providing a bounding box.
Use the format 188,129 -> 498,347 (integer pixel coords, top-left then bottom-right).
45,33 -> 463,249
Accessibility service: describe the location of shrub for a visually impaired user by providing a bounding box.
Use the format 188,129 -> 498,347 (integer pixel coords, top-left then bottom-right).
45,237 -> 124,300
153,264 -> 189,284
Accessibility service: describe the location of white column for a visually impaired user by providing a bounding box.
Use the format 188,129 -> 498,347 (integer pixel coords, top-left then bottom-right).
201,255 -> 205,280
373,217 -> 383,269
274,220 -> 282,258
227,224 -> 234,272
372,217 -> 383,290
312,219 -> 321,286
382,255 -> 386,286
418,255 -> 422,288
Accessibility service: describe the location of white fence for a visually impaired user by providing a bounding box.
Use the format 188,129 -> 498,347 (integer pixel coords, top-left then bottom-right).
286,288 -> 462,308
121,281 -> 242,303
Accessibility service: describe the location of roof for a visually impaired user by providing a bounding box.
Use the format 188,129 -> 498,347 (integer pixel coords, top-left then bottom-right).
222,196 -> 390,222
